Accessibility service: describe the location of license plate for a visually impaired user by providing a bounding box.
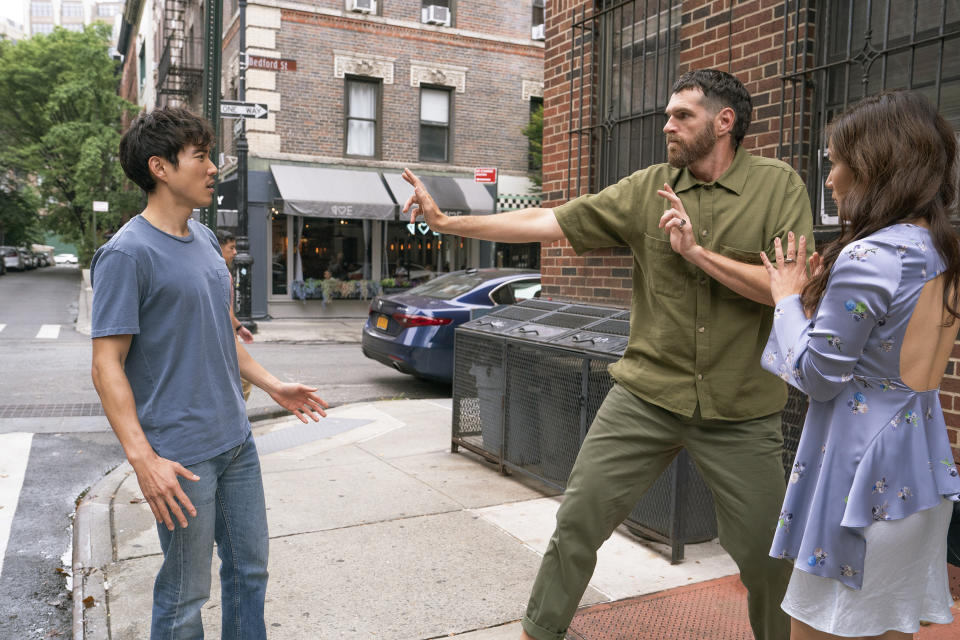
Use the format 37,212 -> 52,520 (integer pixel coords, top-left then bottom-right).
376,314 -> 389,330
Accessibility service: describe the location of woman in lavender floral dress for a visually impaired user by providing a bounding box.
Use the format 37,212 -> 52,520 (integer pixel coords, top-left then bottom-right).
760,90 -> 960,639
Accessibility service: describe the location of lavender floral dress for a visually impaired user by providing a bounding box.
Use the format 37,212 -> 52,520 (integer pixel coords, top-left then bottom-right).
762,223 -> 960,590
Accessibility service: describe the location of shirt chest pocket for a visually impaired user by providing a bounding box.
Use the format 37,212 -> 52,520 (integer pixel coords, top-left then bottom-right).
642,233 -> 688,299
215,268 -> 232,310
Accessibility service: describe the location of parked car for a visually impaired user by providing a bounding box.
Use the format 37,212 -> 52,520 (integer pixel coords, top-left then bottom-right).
19,248 -> 36,269
362,268 -> 541,383
1,246 -> 24,271
54,253 -> 78,265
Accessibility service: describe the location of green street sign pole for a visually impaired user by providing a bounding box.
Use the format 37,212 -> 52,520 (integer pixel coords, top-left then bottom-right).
201,0 -> 222,230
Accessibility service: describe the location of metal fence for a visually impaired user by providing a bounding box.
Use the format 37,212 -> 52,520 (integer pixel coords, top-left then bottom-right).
452,300 -> 809,563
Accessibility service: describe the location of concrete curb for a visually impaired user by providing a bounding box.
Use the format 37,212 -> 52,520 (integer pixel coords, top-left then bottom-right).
72,462 -> 133,640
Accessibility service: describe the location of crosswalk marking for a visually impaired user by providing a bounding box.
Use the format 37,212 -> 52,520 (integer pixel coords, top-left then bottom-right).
0,433 -> 33,580
35,324 -> 60,339
0,324 -> 5,333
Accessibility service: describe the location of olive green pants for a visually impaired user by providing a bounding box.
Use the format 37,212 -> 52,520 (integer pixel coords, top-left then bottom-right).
522,384 -> 792,640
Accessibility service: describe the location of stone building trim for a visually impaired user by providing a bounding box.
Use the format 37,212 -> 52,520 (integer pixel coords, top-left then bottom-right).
522,79 -> 544,101
409,61 -> 468,92
333,51 -> 396,83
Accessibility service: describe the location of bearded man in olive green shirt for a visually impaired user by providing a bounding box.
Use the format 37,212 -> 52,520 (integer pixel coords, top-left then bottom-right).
402,69 -> 813,640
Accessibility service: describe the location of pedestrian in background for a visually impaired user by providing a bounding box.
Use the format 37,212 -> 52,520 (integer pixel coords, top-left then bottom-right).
402,69 -> 813,640
217,229 -> 254,401
761,90 -> 960,639
90,106 -> 328,639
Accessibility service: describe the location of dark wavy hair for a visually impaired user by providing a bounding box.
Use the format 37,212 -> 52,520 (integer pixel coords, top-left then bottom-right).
671,69 -> 752,147
801,90 -> 960,321
119,107 -> 213,193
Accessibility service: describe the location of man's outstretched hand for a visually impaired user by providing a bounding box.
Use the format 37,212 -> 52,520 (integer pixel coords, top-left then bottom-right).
402,168 -> 447,232
269,382 -> 329,423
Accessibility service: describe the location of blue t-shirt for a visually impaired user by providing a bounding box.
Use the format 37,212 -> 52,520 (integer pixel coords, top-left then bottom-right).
90,215 -> 250,466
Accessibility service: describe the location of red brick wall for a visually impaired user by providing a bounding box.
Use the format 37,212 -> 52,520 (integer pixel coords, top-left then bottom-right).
268,8 -> 542,172
539,0 -> 633,306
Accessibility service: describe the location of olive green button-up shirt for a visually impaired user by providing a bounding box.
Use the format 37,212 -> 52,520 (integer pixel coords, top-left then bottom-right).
553,147 -> 814,421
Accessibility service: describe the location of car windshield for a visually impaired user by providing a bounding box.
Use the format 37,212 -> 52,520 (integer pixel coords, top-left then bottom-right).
407,272 -> 486,300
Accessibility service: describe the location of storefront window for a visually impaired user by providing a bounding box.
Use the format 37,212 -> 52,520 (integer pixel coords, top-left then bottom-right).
293,218 -> 365,281
385,220 -> 469,280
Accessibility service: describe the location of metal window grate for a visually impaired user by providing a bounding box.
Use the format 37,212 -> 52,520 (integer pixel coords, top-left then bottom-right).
778,0 -> 960,225
567,0 -> 682,198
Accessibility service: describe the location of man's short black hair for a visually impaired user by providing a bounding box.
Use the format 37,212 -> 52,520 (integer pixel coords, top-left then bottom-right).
216,229 -> 235,246
118,107 -> 214,193
671,69 -> 752,147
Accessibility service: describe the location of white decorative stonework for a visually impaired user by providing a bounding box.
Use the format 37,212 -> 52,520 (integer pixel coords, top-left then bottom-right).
333,51 -> 395,84
522,79 -> 544,101
409,61 -> 468,93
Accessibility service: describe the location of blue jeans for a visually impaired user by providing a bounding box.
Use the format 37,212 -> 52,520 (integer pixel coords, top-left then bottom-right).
151,432 -> 269,640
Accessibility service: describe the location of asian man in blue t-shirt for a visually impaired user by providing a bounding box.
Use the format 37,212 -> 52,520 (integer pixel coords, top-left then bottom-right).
90,107 -> 328,639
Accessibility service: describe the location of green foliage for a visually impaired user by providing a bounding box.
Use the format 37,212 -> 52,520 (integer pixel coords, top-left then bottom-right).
0,26 -> 140,264
0,185 -> 42,247
522,102 -> 543,188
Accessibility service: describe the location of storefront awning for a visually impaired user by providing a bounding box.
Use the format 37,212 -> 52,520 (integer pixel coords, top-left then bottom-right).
382,173 -> 495,216
270,165 -> 396,220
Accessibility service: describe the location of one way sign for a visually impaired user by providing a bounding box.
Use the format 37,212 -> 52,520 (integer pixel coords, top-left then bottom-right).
220,100 -> 269,119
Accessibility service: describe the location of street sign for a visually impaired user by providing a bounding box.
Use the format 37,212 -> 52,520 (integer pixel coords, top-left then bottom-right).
245,54 -> 297,72
92,201 -> 109,212
474,167 -> 498,183
220,100 -> 269,119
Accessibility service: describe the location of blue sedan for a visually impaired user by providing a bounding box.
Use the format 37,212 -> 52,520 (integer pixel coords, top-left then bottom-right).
362,268 -> 541,383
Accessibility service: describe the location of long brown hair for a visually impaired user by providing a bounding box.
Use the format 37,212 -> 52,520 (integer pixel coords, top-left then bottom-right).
801,90 -> 960,321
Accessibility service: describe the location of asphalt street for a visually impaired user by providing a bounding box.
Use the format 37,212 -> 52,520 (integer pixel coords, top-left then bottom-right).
0,264 -> 451,638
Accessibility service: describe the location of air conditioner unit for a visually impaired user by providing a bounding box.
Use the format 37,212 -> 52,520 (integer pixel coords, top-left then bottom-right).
424,5 -> 450,26
531,23 -> 545,40
348,0 -> 375,14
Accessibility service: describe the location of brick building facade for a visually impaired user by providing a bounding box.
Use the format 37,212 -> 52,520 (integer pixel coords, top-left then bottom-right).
538,0 -> 960,455
210,0 -> 545,315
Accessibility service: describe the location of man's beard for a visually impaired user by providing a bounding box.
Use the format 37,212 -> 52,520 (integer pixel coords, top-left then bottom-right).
666,123 -> 717,168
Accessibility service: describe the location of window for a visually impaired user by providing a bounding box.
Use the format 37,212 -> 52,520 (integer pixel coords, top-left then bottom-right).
419,87 -> 451,162
61,2 -> 83,18
97,3 -> 121,17
778,0 -> 960,225
31,2 -> 53,17
567,0 -> 681,194
532,0 -> 545,39
345,77 -> 380,158
421,0 -> 453,27
32,22 -> 54,34
63,23 -> 83,32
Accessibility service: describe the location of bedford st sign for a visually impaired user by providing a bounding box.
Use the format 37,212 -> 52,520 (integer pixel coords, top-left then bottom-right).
245,55 -> 297,72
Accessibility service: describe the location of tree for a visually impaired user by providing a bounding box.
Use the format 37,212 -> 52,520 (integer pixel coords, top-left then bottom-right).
0,178 -> 42,247
522,102 -> 543,189
0,26 -> 139,264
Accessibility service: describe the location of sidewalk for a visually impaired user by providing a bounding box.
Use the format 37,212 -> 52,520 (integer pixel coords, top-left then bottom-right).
72,398 -> 746,640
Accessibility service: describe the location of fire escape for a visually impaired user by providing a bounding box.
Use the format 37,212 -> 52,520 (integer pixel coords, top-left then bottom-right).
157,0 -> 203,102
